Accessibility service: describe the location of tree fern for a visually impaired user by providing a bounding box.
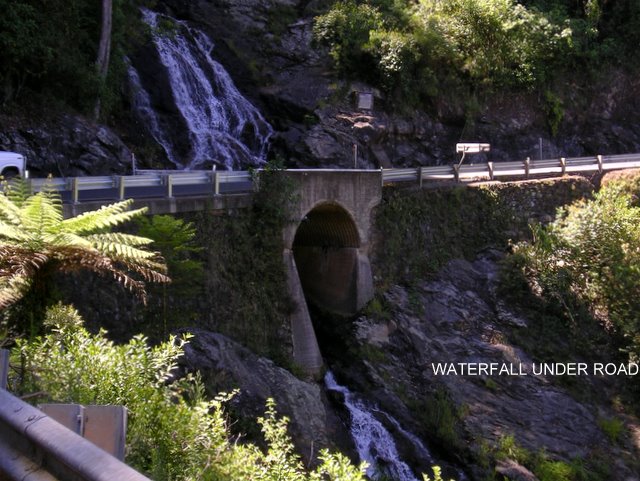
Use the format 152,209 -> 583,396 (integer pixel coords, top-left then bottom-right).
0,179 -> 170,320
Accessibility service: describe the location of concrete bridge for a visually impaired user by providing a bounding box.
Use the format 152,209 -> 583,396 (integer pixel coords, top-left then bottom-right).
43,152 -> 640,374
282,171 -> 381,373
54,169 -> 384,374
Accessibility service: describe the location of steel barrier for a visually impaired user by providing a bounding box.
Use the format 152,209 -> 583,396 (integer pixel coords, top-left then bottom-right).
22,153 -> 640,203
0,389 -> 150,481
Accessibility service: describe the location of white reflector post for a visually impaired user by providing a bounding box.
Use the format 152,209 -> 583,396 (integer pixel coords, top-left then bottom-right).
456,143 -> 491,154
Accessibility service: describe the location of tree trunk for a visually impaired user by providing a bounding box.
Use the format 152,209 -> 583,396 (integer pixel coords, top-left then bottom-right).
94,0 -> 113,120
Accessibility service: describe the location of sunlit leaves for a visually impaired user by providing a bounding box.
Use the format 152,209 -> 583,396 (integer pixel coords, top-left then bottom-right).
17,306 -> 369,481
514,178 -> 640,360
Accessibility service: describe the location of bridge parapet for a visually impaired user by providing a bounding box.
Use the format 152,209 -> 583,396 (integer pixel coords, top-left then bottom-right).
283,170 -> 382,252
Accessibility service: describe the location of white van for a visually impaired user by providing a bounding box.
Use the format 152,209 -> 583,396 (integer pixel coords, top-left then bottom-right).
0,152 -> 27,178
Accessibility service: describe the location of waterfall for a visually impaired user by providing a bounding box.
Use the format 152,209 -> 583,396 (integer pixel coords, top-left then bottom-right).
130,9 -> 273,170
128,62 -> 180,166
325,371 -> 423,481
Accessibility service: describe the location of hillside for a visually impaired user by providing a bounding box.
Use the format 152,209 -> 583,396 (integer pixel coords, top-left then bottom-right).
1,0 -> 640,173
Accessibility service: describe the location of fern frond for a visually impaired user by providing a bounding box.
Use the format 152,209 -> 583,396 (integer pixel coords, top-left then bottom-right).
21,192 -> 63,235
0,222 -> 32,243
3,177 -> 32,208
0,246 -> 48,308
61,200 -> 147,234
45,232 -> 94,250
0,278 -> 30,309
86,232 -> 155,248
0,192 -> 23,225
53,246 -> 169,303
91,241 -> 159,261
119,258 -> 171,284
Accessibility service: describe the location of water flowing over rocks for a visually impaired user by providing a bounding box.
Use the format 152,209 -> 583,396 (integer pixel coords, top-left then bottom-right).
154,0 -> 640,170
128,9 -> 273,170
4,0 -> 640,172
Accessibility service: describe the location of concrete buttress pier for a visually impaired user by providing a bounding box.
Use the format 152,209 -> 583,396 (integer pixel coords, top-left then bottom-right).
283,170 -> 382,374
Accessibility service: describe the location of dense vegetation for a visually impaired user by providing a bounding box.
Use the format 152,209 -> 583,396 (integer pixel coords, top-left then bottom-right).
506,173 -> 640,372
3,0 -> 639,119
314,0 -> 640,106
0,0 -> 151,117
0,180 -> 169,337
13,304 -> 368,481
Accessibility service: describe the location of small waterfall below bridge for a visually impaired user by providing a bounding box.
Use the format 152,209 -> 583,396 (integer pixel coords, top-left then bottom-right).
325,371 -> 431,481
129,9 -> 273,170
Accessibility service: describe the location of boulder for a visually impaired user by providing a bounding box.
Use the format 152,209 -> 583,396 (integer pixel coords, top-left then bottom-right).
177,329 -> 351,463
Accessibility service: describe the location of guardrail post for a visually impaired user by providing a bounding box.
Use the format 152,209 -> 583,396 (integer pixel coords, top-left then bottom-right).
117,176 -> 126,200
213,171 -> 220,195
165,174 -> 173,198
524,157 -> 530,179
25,177 -> 34,195
488,161 -> 494,180
560,157 -> 566,175
453,164 -> 460,182
0,349 -> 8,390
70,177 -> 79,204
597,154 -> 603,173
418,167 -> 423,188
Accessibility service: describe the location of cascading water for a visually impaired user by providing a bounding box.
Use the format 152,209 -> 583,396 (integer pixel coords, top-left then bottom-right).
325,371 -> 425,481
128,62 -> 181,166
129,9 -> 273,170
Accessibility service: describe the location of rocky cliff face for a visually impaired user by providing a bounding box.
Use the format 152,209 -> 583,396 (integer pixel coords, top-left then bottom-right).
175,329 -> 354,465
0,114 -> 132,176
152,0 -> 640,170
3,0 -> 640,173
324,251 -> 640,480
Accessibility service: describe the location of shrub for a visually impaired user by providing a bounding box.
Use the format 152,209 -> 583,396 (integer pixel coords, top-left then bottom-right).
16,304 -> 369,481
514,182 -> 640,360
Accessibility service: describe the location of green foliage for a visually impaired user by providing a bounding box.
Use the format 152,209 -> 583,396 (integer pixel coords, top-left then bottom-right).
411,388 -> 465,454
0,0 -> 150,116
544,90 -> 565,136
198,160 -> 297,360
534,459 -> 575,481
136,215 -> 202,280
373,185 -> 512,288
0,180 -> 169,335
597,416 -> 625,443
510,180 -> 640,361
423,465 -> 453,481
415,0 -> 572,87
313,0 -> 383,77
134,214 -> 204,336
496,434 -> 530,464
314,0 -> 640,105
15,304 -> 368,481
479,434 -> 608,481
314,0 -> 578,104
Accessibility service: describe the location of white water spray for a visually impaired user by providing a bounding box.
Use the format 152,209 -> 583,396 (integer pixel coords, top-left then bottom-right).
325,371 -> 421,481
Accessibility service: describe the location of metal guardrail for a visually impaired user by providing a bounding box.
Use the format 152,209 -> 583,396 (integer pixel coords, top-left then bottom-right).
29,170 -> 253,203
24,153 -> 640,203
0,388 -> 150,481
381,153 -> 640,185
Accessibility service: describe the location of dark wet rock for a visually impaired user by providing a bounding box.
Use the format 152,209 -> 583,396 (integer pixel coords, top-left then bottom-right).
329,250 -> 639,479
177,329 -> 353,464
0,114 -> 132,177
